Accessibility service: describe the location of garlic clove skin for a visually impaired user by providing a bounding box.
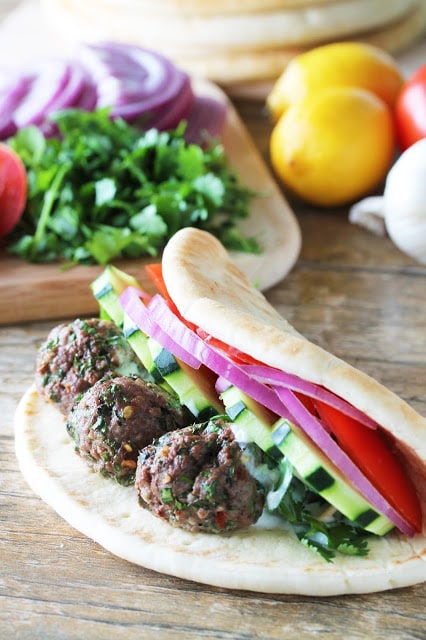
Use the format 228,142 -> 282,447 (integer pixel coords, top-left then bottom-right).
349,196 -> 387,236
383,138 -> 426,264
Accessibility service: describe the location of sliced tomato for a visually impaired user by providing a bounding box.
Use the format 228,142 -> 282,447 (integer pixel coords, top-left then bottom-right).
145,262 -> 198,330
196,330 -> 262,365
312,398 -> 422,533
0,143 -> 27,239
145,263 -> 170,299
395,64 -> 426,151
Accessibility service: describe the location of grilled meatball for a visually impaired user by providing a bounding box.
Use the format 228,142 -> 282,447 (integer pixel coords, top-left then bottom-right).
135,418 -> 265,533
66,375 -> 193,484
35,318 -> 145,414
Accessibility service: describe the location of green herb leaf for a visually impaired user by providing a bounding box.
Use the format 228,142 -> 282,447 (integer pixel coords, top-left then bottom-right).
8,109 -> 260,264
270,475 -> 370,562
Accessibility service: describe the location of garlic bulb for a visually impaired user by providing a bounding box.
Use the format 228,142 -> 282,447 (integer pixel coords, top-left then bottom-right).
349,138 -> 426,263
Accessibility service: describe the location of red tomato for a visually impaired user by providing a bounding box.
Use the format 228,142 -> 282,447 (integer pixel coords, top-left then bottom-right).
0,143 -> 27,238
312,398 -> 422,533
145,263 -> 171,300
395,64 -> 426,151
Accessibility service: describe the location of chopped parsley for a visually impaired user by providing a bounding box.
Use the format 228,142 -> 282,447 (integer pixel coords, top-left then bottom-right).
7,108 -> 260,265
270,473 -> 370,562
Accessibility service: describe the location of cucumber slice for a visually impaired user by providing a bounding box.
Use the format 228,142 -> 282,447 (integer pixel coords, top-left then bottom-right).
148,339 -> 221,420
220,385 -> 282,461
91,265 -> 141,327
271,419 -> 393,536
122,315 -> 168,384
220,384 -> 394,536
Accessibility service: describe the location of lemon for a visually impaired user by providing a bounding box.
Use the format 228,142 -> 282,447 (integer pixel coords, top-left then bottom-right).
267,42 -> 403,120
270,86 -> 395,208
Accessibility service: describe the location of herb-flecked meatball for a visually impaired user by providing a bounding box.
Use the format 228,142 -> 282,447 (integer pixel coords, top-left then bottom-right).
66,375 -> 193,484
35,318 -> 146,414
135,418 -> 265,533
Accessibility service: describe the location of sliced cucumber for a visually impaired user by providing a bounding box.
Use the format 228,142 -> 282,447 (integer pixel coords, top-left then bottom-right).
148,338 -> 221,420
91,266 -> 223,420
91,265 -> 141,327
271,419 -> 393,536
220,384 -> 394,536
220,384 -> 282,461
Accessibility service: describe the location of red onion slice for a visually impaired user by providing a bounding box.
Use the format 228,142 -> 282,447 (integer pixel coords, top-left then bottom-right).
184,94 -> 227,144
81,42 -> 193,121
148,75 -> 194,131
0,74 -> 31,138
43,63 -> 88,113
240,364 -> 378,430
13,60 -> 72,128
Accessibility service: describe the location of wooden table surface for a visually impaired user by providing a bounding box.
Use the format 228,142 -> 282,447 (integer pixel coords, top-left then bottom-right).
1,3 -> 426,639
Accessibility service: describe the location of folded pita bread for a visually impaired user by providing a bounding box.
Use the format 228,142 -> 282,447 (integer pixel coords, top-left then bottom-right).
40,0 -> 425,90
41,0 -> 417,53
14,227 -> 426,595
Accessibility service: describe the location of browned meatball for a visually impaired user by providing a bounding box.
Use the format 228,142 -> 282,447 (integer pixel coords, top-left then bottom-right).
35,318 -> 145,414
135,418 -> 265,533
66,375 -> 193,484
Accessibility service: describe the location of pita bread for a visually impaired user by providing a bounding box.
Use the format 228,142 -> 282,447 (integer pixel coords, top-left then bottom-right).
40,0 -> 426,90
41,0 -> 417,53
68,0 -> 338,16
14,385 -> 426,595
161,228 -> 426,516
187,4 -> 426,87
14,227 -> 426,594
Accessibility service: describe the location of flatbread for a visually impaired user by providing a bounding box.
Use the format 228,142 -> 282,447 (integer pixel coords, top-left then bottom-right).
187,3 -> 426,87
39,0 -> 426,89
14,385 -> 426,595
14,227 -> 426,594
162,228 -> 426,520
64,0 -> 339,16
41,0 -> 417,53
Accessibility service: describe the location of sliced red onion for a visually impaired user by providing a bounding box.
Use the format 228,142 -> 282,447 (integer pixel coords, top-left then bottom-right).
148,75 -> 194,131
13,60 -> 72,128
120,288 -> 288,416
73,79 -> 98,111
0,42 -> 224,142
40,64 -> 93,136
184,95 -> 227,144
215,375 -> 231,394
0,74 -> 31,139
273,387 -> 415,536
120,286 -> 202,370
240,364 -> 378,430
42,63 -> 88,114
81,42 -> 193,122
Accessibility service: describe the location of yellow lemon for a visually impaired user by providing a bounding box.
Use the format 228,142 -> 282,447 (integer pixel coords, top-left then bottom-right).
270,86 -> 395,208
267,42 -> 403,120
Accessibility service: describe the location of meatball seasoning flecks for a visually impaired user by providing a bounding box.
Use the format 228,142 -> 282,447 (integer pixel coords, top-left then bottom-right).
135,418 -> 265,533
66,375 -> 193,484
35,318 -> 146,414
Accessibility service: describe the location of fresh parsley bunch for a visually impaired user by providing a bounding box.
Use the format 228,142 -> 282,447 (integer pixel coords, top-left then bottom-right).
8,108 -> 259,264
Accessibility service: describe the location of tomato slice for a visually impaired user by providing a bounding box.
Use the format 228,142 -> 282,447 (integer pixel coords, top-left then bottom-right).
145,263 -> 170,298
145,262 -> 198,330
0,143 -> 27,239
312,398 -> 422,533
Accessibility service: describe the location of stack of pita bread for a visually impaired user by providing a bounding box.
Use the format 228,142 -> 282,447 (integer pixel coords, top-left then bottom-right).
41,0 -> 426,94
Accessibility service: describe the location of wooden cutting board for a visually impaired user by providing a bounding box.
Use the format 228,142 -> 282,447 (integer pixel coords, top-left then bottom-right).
0,81 -> 301,325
